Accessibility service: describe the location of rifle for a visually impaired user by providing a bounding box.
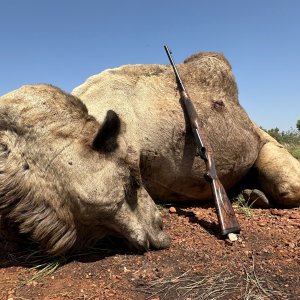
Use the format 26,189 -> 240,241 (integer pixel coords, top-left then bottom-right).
164,45 -> 240,236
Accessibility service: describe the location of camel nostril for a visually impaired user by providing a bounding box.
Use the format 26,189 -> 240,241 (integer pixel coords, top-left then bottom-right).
157,231 -> 171,249
148,231 -> 171,250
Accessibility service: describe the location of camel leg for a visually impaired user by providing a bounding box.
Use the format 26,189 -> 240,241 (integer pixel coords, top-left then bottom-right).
252,124 -> 300,207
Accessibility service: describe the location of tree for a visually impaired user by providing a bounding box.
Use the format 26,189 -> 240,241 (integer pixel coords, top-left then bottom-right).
297,120 -> 300,132
265,127 -> 283,143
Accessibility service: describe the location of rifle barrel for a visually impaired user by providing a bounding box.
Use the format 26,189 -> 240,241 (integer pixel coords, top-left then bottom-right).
164,45 -> 187,93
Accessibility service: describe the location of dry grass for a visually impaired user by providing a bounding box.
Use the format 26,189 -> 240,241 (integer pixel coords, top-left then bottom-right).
19,260 -> 61,288
4,249 -> 66,288
0,241 -> 66,288
234,194 -> 255,218
143,270 -> 238,300
137,258 -> 284,300
2,238 -> 124,289
241,257 -> 282,300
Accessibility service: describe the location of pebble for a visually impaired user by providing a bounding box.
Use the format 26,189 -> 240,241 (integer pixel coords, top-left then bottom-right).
228,233 -> 238,241
286,242 -> 296,249
169,207 -> 177,213
258,222 -> 266,227
225,239 -> 233,246
32,281 -> 38,287
289,212 -> 299,219
270,209 -> 286,216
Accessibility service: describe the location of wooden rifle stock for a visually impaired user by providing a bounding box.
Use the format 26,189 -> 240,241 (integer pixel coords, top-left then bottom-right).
164,45 -> 240,236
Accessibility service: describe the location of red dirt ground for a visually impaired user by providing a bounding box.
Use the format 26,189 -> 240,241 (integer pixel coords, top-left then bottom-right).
0,205 -> 299,300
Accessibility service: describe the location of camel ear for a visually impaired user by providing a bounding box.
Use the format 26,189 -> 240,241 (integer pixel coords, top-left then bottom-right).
92,110 -> 121,152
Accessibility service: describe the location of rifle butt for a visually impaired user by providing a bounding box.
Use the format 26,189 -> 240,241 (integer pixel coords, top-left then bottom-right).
211,179 -> 240,236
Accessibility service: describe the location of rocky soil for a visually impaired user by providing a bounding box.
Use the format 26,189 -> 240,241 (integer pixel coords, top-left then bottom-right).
0,204 -> 299,300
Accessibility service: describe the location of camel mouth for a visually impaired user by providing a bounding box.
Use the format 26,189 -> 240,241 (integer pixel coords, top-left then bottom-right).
148,230 -> 171,250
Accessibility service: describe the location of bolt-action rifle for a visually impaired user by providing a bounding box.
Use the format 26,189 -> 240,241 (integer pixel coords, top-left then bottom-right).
164,45 -> 240,236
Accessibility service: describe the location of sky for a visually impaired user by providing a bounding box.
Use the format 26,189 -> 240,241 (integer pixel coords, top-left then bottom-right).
0,0 -> 299,131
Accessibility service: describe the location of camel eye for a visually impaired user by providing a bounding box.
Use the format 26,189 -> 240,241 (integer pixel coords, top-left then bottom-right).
0,143 -> 10,157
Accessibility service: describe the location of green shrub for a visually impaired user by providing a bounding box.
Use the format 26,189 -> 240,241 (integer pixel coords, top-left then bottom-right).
261,126 -> 300,160
286,145 -> 300,160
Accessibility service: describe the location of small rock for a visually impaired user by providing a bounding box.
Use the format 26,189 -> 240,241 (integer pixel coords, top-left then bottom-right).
258,222 -> 266,227
169,207 -> 177,213
204,254 -> 210,260
107,292 -> 116,296
225,239 -> 233,246
289,212 -> 299,219
228,233 -> 238,241
270,209 -> 286,216
286,242 -> 296,249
